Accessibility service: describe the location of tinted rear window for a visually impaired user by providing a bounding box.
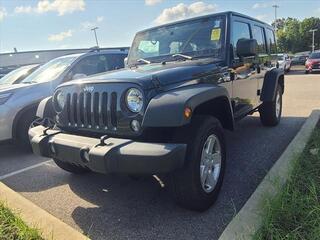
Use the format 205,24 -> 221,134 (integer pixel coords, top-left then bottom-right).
266,28 -> 277,54
309,52 -> 320,59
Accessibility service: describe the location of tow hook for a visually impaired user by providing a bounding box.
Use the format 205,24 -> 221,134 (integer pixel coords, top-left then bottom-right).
99,135 -> 113,146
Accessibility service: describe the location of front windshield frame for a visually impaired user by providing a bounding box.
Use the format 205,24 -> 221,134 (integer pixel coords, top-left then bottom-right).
22,56 -> 77,84
127,14 -> 227,66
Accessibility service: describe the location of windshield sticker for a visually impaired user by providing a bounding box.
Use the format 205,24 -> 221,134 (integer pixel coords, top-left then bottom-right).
211,28 -> 221,41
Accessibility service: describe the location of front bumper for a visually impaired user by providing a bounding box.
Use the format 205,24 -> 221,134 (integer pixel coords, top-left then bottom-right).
29,126 -> 186,174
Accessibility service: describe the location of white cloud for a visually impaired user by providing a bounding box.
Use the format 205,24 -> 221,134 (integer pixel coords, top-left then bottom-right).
14,0 -> 85,16
252,3 -> 268,9
96,16 -> 104,22
255,14 -> 268,21
81,16 -> 104,30
14,6 -> 33,14
48,29 -> 73,41
155,1 -> 218,25
145,0 -> 163,6
0,7 -> 7,22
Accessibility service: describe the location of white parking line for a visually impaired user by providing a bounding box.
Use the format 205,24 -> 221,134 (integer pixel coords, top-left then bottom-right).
0,160 -> 53,181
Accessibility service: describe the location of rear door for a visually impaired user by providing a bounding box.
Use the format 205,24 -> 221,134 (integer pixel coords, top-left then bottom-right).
251,24 -> 269,102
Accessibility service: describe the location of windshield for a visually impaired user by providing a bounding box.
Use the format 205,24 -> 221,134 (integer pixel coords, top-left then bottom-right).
0,65 -> 35,85
128,15 -> 226,66
309,52 -> 320,59
22,56 -> 76,84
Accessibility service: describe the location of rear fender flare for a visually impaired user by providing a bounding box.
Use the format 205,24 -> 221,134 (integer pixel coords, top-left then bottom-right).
260,68 -> 284,102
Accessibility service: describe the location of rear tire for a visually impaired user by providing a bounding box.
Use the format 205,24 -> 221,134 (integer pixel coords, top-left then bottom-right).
53,158 -> 90,174
169,115 -> 226,211
259,84 -> 282,126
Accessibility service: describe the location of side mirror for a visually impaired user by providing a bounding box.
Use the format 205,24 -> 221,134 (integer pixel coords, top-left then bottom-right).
236,38 -> 257,58
124,57 -> 128,67
72,73 -> 87,80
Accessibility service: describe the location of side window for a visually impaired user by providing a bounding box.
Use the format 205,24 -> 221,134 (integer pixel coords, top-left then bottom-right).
72,55 -> 108,78
232,21 -> 251,58
105,54 -> 127,70
252,25 -> 267,54
266,28 -> 277,54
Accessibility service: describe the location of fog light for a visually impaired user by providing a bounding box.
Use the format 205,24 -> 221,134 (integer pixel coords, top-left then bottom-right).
131,120 -> 141,132
48,139 -> 56,154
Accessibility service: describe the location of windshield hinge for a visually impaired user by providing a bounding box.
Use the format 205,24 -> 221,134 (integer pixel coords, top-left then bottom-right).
151,75 -> 162,90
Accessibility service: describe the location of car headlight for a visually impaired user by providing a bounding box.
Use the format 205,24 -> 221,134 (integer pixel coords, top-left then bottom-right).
126,88 -> 143,113
0,93 -> 13,105
54,90 -> 65,112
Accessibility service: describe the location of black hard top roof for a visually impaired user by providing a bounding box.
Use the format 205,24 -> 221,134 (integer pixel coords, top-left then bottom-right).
137,11 -> 273,34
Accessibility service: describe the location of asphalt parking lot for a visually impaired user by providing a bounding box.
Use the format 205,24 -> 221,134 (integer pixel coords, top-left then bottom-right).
0,68 -> 319,240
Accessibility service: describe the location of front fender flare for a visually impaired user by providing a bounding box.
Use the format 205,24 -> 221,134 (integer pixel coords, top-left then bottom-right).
142,84 -> 233,127
36,97 -> 55,119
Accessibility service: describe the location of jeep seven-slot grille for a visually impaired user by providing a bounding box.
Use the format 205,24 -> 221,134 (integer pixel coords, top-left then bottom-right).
65,91 -> 118,130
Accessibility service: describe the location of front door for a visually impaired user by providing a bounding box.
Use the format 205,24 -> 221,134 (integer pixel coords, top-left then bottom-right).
230,18 -> 259,119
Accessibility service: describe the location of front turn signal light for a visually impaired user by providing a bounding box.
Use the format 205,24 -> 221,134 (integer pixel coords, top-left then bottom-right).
184,107 -> 192,119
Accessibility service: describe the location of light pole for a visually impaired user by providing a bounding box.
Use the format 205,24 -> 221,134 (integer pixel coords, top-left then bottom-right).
309,29 -> 318,52
272,4 -> 279,31
91,27 -> 99,48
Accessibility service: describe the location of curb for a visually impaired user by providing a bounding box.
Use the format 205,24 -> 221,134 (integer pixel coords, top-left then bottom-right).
0,182 -> 89,240
219,109 -> 320,240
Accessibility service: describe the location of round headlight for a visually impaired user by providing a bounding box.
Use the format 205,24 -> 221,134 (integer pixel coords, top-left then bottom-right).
55,90 -> 65,111
126,88 -> 143,113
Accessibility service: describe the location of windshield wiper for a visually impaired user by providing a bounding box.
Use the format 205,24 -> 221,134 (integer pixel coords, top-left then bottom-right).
137,58 -> 151,64
172,53 -> 193,60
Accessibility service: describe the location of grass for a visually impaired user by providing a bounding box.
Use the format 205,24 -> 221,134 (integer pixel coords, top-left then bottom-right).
0,202 -> 43,240
254,126 -> 320,240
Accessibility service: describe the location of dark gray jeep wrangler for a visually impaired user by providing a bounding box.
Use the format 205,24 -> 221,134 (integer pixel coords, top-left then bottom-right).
29,11 -> 284,211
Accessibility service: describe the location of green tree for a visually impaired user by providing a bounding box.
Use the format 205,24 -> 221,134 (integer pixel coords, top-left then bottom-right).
272,17 -> 320,53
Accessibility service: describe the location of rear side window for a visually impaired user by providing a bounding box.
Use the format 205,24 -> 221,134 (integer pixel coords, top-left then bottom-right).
72,54 -> 126,77
105,54 -> 127,70
252,25 -> 266,54
232,21 -> 251,58
266,28 -> 277,54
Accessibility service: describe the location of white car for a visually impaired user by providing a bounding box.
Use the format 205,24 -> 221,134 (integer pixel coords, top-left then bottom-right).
277,53 -> 291,72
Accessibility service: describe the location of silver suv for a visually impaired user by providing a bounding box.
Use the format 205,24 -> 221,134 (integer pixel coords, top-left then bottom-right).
0,49 -> 128,148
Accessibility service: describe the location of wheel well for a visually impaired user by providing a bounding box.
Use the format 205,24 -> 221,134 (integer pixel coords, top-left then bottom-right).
193,97 -> 234,131
12,104 -> 38,140
278,74 -> 284,94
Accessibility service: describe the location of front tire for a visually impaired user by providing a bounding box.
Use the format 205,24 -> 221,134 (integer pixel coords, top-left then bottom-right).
169,116 -> 226,211
53,158 -> 90,174
16,110 -> 37,151
259,84 -> 283,126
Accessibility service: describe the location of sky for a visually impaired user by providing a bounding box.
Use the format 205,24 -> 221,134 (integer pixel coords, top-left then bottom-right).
0,0 -> 319,53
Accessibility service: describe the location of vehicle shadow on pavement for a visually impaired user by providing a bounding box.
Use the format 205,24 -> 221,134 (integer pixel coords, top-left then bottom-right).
1,115 -> 306,240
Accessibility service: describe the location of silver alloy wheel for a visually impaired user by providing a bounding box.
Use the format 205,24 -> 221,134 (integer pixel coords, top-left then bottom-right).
275,89 -> 281,119
200,134 -> 222,193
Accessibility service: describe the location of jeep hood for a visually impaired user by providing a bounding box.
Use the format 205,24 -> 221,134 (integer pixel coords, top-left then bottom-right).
62,59 -> 222,89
